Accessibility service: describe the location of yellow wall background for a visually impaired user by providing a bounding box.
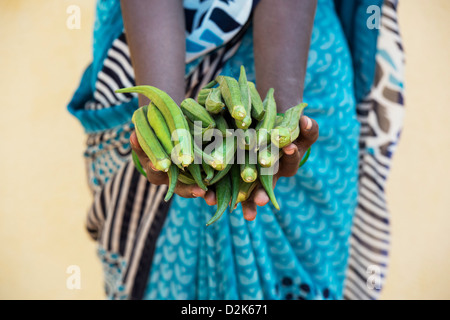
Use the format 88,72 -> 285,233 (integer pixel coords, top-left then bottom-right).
0,0 -> 448,300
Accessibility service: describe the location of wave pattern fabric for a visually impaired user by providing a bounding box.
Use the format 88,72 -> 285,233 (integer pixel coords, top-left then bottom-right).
67,0 -> 405,300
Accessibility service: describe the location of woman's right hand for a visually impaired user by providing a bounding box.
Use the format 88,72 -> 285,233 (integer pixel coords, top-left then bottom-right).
130,131 -> 217,205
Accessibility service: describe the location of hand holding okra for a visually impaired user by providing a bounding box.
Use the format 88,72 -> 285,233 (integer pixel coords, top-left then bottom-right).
122,66 -> 319,225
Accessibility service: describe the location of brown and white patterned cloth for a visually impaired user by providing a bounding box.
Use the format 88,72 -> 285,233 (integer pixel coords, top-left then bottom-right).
344,0 -> 405,300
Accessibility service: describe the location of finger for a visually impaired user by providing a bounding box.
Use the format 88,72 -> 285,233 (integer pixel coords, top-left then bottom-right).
173,181 -> 207,199
247,186 -> 269,207
130,131 -> 146,158
294,115 -> 319,152
280,143 -> 301,177
142,160 -> 168,185
204,190 -> 217,206
130,131 -> 168,185
278,116 -> 318,177
242,199 -> 257,221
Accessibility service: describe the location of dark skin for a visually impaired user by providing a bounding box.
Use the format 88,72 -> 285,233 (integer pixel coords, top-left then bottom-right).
122,0 -> 319,221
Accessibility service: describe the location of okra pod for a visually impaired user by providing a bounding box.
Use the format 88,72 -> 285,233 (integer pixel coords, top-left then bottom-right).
205,87 -> 225,114
258,146 -> 283,168
213,113 -> 232,137
208,163 -> 232,185
211,138 -> 236,171
131,105 -> 171,172
271,103 -> 307,148
188,163 -> 208,191
229,165 -> 241,212
202,80 -> 218,89
117,86 -> 194,167
197,88 -> 212,106
147,102 -> 174,155
235,66 -> 252,129
164,164 -> 179,202
206,173 -> 232,226
248,81 -> 265,121
236,180 -> 259,204
131,150 -> 147,178
180,98 -> 216,129
202,160 -> 215,184
258,164 -> 280,210
275,114 -> 284,127
178,171 -> 196,185
216,75 -> 247,120
299,147 -> 311,168
256,88 -> 277,150
240,153 -> 257,183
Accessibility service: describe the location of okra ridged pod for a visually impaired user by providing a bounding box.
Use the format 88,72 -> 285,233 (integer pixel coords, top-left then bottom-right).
188,163 -> 208,191
258,147 -> 283,168
236,180 -> 259,204
256,88 -> 277,150
180,98 -> 216,129
131,150 -> 147,178
213,113 -> 232,137
147,102 -> 174,155
211,138 -> 236,171
229,165 -> 241,212
275,114 -> 284,127
258,164 -> 280,210
240,153 -> 257,183
186,116 -> 212,138
178,171 -> 196,185
206,173 -> 232,226
235,117 -> 251,130
193,140 -> 219,170
202,160 -> 215,185
271,102 -> 307,148
235,66 -> 252,129
132,106 -> 171,172
205,87 -> 225,114
299,147 -> 311,168
197,88 -> 212,106
216,75 -> 247,121
202,80 -> 218,89
116,86 -> 194,167
179,113 -> 196,167
165,164 -> 179,202
188,164 -> 208,191
208,163 -> 232,185
237,129 -> 257,151
248,81 -> 265,121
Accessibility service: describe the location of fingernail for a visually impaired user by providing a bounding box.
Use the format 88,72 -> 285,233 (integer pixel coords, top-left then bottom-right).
130,136 -> 137,148
305,116 -> 312,131
192,187 -> 202,197
284,145 -> 295,155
